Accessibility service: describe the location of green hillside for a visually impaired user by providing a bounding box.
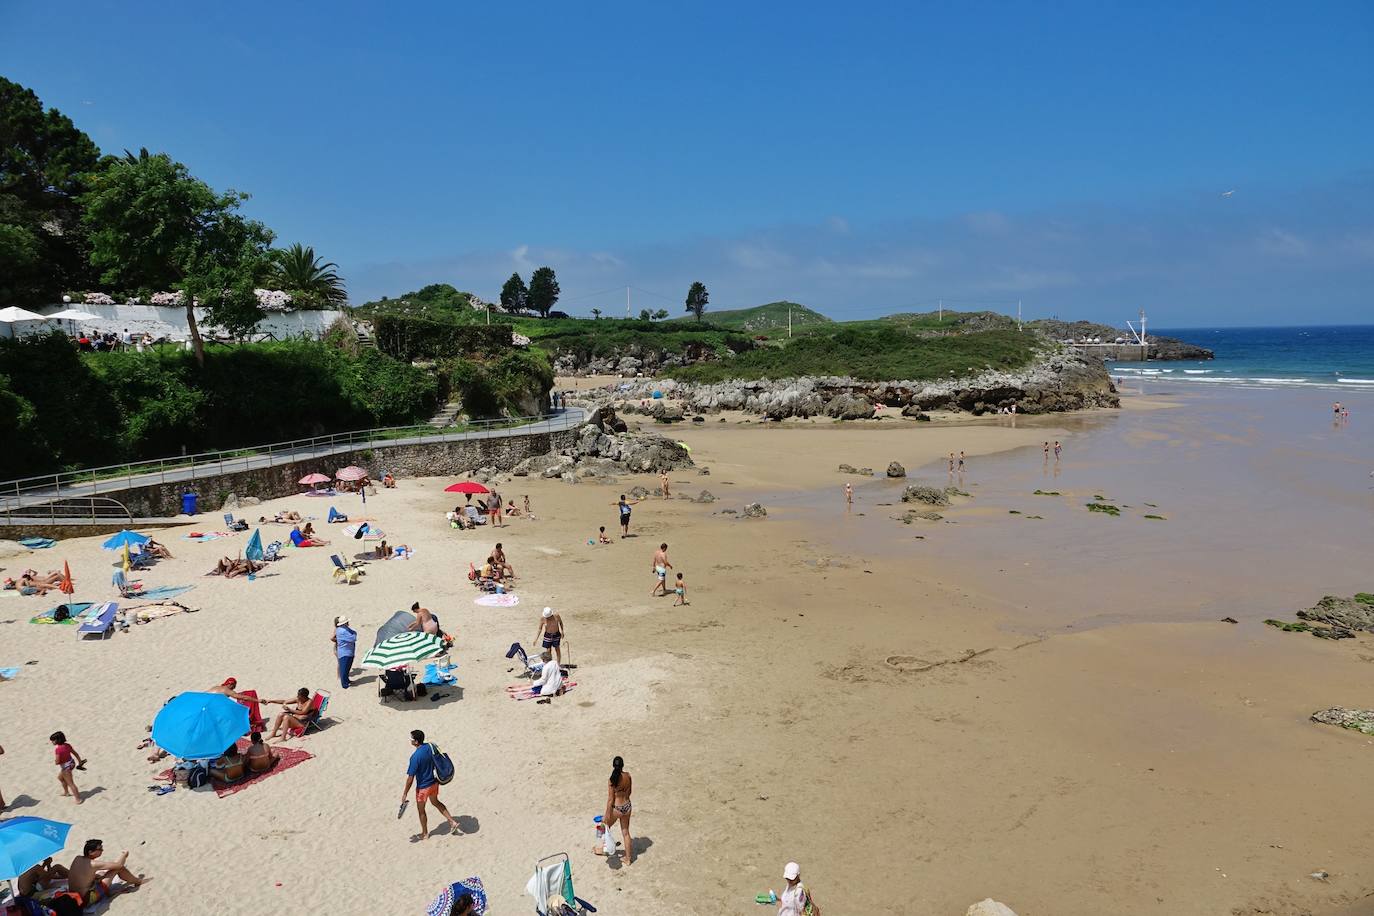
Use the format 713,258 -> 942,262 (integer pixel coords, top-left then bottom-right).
695,301 -> 831,334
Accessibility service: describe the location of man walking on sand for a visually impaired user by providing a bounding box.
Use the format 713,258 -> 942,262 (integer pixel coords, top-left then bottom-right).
489,487 -> 504,527
402,729 -> 459,841
651,543 -> 672,597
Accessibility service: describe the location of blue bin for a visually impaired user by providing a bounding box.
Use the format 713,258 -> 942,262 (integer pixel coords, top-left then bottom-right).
181,492 -> 198,516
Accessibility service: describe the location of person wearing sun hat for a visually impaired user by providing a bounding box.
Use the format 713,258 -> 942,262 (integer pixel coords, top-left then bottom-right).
777,861 -> 816,915
332,615 -> 357,689
535,606 -> 565,666
207,677 -> 254,703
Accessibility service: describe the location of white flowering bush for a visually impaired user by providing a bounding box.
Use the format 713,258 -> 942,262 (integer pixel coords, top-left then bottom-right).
124,296 -> 142,305
150,291 -> 185,306
511,332 -> 532,347
83,292 -> 115,305
255,288 -> 292,311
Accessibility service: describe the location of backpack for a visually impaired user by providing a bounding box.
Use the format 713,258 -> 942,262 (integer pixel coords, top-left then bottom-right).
428,742 -> 455,785
186,764 -> 210,789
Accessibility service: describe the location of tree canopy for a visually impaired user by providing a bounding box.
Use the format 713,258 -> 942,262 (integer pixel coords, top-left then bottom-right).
685,281 -> 709,321
276,243 -> 347,307
527,266 -> 560,318
500,272 -> 528,313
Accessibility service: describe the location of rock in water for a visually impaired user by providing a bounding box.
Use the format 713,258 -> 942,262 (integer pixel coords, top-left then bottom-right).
901,485 -> 951,506
1297,595 -> 1374,632
886,461 -> 906,478
966,901 -> 1018,916
743,502 -> 767,518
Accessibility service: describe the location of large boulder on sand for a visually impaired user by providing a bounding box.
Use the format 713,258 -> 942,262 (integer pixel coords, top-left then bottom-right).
886,461 -> 906,478
743,502 -> 767,518
901,484 -> 951,506
823,393 -> 875,420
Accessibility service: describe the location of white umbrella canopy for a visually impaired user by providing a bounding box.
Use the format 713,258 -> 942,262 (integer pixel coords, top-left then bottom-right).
46,309 -> 100,321
0,306 -> 48,323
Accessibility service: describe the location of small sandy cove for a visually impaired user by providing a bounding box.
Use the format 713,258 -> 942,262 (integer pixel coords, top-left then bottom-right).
2,397 -> 1371,916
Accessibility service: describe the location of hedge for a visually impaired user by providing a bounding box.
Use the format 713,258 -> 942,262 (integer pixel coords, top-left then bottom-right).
374,314 -> 515,362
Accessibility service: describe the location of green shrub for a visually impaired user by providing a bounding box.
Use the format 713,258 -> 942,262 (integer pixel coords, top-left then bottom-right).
374,314 -> 515,361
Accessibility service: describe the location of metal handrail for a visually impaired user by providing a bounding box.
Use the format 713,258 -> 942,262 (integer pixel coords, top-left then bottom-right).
0,409 -> 585,511
0,495 -> 133,526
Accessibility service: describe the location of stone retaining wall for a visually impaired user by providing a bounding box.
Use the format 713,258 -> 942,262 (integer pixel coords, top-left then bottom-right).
67,429 -> 578,519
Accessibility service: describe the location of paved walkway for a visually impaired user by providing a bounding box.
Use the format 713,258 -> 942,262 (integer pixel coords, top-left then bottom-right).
2,408 -> 586,516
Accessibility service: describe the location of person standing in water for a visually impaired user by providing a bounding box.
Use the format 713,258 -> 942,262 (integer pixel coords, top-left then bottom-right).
957,451 -> 965,472
1053,440 -> 1062,460
595,756 -> 634,865
844,482 -> 852,507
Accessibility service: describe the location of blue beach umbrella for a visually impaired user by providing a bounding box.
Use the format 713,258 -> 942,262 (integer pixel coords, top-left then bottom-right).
0,816 -> 71,880
101,529 -> 149,551
244,529 -> 264,563
151,692 -> 250,760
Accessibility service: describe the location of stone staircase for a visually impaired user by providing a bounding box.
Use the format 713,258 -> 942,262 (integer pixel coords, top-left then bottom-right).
355,324 -> 377,350
427,401 -> 463,428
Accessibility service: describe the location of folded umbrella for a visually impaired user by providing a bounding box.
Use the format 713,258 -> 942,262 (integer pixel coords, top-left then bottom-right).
151,692 -> 250,760
244,529 -> 264,563
0,816 -> 71,881
361,631 -> 443,669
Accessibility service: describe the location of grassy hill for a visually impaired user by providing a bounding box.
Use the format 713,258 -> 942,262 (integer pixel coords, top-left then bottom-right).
691,301 -> 831,335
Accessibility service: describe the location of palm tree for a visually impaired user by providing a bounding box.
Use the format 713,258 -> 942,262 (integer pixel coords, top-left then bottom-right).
276,243 -> 347,307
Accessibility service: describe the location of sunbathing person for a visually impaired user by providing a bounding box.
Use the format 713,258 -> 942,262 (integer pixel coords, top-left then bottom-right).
67,839 -> 149,907
264,510 -> 302,523
265,687 -> 315,740
17,857 -> 68,898
141,539 -> 173,559
208,557 -> 260,578
246,732 -> 275,772
290,525 -> 328,547
209,744 -> 245,782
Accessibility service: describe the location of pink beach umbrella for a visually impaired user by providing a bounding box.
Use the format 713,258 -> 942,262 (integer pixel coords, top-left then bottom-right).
298,473 -> 330,485
335,466 -> 369,482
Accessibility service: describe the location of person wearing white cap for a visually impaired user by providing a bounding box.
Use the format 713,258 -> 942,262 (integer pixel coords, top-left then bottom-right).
777,861 -> 811,915
332,615 -> 357,689
534,606 -> 565,666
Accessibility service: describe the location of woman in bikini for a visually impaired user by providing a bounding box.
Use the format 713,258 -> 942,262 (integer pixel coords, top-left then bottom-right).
597,755 -> 634,865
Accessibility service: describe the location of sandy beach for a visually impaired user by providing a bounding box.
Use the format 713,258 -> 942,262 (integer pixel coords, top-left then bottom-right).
3,384 -> 1373,915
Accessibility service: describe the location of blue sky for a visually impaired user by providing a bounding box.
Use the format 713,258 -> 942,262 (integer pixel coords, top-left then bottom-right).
4,1 -> 1372,326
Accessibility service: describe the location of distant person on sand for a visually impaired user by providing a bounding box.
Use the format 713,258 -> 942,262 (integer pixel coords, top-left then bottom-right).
1053,441 -> 1062,460
844,482 -> 852,507
493,543 -> 515,578
948,453 -> 955,473
651,543 -> 672,597
488,488 -> 504,527
523,495 -> 533,519
613,494 -> 640,538
402,729 -> 460,841
660,472 -> 671,498
50,731 -> 85,804
597,526 -> 612,545
67,839 -> 149,906
958,451 -> 965,471
595,755 -> 634,865
332,615 -> 356,689
536,607 -> 565,666
1044,441 -> 1050,459
673,572 -> 687,606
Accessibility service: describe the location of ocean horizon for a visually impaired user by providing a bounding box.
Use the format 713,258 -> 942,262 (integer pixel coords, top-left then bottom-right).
1112,323 -> 1374,393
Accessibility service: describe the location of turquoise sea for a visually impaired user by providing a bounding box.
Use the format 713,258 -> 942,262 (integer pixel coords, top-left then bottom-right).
1112,324 -> 1374,393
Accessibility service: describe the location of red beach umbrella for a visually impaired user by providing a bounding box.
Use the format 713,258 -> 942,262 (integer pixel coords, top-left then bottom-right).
298,473 -> 331,485
444,481 -> 490,495
335,466 -> 369,482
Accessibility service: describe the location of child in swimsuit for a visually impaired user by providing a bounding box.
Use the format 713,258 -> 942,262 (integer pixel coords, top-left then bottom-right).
673,573 -> 687,606
597,527 -> 611,545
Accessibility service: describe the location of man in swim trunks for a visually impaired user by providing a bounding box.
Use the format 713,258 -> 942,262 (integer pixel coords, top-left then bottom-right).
488,488 -> 503,527
402,729 -> 460,841
650,543 -> 672,597
67,839 -> 148,905
536,607 -> 565,666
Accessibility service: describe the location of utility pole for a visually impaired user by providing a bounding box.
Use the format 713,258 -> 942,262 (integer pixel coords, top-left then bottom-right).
626,286 -> 631,319
1017,299 -> 1022,331
788,305 -> 792,338
938,299 -> 943,322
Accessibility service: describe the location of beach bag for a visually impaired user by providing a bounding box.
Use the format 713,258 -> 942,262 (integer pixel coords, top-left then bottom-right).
186,764 -> 210,789
429,742 -> 455,785
802,887 -> 822,916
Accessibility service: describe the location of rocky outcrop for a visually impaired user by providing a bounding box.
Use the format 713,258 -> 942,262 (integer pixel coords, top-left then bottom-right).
610,350 -> 1117,418
1297,595 -> 1374,632
838,464 -> 873,476
511,407 -> 694,479
886,461 -> 906,478
901,485 -> 954,506
743,502 -> 767,518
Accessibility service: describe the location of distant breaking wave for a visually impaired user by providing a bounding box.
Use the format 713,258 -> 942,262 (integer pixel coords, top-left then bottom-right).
1113,366 -> 1372,393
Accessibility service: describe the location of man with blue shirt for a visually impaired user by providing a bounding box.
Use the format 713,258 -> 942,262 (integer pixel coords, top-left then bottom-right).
402,729 -> 460,840
332,616 -> 356,689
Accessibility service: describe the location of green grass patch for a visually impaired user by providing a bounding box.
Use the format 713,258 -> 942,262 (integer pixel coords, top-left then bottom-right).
1143,514 -> 1166,520
1032,489 -> 1060,496
1086,502 -> 1121,516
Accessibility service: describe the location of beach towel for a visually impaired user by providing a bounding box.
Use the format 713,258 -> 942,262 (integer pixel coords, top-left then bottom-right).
0,667 -> 21,680
507,681 -> 576,700
29,601 -> 96,625
181,532 -> 228,542
136,585 -> 195,601
159,740 -> 313,797
420,663 -> 458,687
18,537 -> 55,549
427,877 -> 488,916
474,593 -> 520,607
132,603 -> 196,623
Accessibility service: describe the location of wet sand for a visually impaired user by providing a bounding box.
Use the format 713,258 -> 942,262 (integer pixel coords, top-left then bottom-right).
1,384 -> 1371,915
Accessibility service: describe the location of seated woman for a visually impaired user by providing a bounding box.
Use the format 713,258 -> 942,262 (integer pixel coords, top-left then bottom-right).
504,499 -> 521,517
245,732 -> 275,772
382,473 -> 396,488
142,538 -> 173,559
265,687 -> 315,740
209,743 -> 246,782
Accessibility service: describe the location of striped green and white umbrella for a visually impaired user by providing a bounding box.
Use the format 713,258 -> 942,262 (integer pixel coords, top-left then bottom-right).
361,631 -> 444,669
